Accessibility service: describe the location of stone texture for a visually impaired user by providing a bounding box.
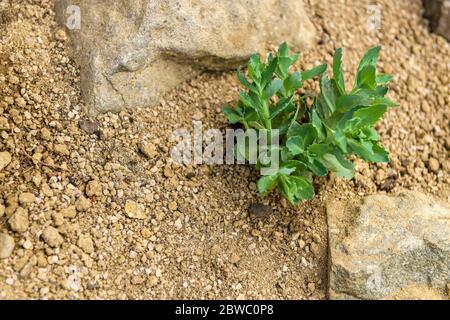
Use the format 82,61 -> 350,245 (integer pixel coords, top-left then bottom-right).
54,0 -> 316,114
423,0 -> 450,41
328,191 -> 450,300
0,233 -> 14,259
0,151 -> 12,171
124,200 -> 147,220
8,207 -> 29,233
41,226 -> 64,248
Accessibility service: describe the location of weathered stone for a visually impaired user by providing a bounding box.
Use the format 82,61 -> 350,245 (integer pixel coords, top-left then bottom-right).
248,203 -> 272,219
423,0 -> 450,41
86,180 -> 102,197
0,233 -> 14,259
124,200 -> 147,219
41,226 -> 64,248
0,151 -> 12,171
61,205 -> 77,218
55,0 -> 315,114
328,191 -> 450,300
18,192 -> 36,206
77,234 -> 95,254
75,196 -> 91,212
8,207 -> 29,233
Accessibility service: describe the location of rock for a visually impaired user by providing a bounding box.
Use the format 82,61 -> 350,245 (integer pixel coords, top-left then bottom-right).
75,196 -> 91,212
40,127 -> 52,141
54,143 -> 69,155
8,207 -> 29,233
124,200 -> 147,219
41,226 -> 64,248
307,282 -> 316,293
52,211 -> 65,227
147,275 -> 158,287
79,119 -> 99,135
61,205 -> 77,218
428,157 -> 440,173
174,218 -> 183,229
423,0 -> 450,41
229,253 -> 241,265
18,192 -> 36,205
77,234 -> 94,254
54,0 -> 316,114
248,203 -> 271,219
139,141 -> 157,159
0,233 -> 14,259
328,191 -> 450,300
163,166 -> 174,178
0,204 -> 5,218
86,180 -> 102,197
0,151 -> 12,171
168,201 -> 178,211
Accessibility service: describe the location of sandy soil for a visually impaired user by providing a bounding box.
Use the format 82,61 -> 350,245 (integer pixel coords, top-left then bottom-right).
0,0 -> 448,299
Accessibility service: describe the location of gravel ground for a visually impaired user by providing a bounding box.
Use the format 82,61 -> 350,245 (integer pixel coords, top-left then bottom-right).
0,0 -> 448,299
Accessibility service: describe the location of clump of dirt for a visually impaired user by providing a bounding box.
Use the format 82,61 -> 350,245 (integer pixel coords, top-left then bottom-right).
0,0 -> 448,299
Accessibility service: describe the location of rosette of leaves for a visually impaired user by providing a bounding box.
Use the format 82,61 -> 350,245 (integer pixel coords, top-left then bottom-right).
222,43 -> 397,205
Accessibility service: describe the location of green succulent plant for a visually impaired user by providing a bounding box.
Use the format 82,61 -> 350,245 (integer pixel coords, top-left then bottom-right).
222,43 -> 397,205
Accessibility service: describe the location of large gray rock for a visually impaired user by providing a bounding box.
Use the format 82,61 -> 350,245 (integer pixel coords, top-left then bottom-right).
328,191 -> 450,300
423,0 -> 450,41
54,0 -> 316,114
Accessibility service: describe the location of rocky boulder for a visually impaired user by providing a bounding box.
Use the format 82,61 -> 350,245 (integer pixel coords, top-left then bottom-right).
328,191 -> 450,300
423,0 -> 450,41
54,0 -> 316,114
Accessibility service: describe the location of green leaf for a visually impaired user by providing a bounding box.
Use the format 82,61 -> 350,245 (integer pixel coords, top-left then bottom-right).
222,106 -> 242,124
284,71 -> 302,95
278,175 -> 314,205
248,54 -> 263,81
302,64 -> 327,81
311,108 -> 325,140
352,104 -> 388,128
270,96 -> 294,120
286,123 -> 317,155
332,129 -> 348,153
376,73 -> 393,85
321,151 -> 355,179
359,127 -> 380,141
239,90 -> 258,110
348,138 -> 389,163
277,42 -> 289,57
261,55 -> 278,86
248,121 -> 265,130
237,68 -> 258,94
277,56 -> 298,79
306,156 -> 328,176
372,97 -> 398,107
257,174 -> 279,197
308,144 -> 354,179
280,160 -> 309,172
320,73 -> 337,115
356,65 -> 376,89
356,46 -> 381,74
264,79 -> 283,98
333,48 -> 346,95
354,46 -> 381,90
336,94 -> 373,113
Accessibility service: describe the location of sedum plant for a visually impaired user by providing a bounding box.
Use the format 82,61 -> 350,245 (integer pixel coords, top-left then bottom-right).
222,43 -> 397,205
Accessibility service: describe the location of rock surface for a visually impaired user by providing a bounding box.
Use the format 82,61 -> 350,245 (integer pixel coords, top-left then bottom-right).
0,233 -> 14,259
423,0 -> 450,41
328,191 -> 450,300
0,151 -> 12,171
54,0 -> 316,114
